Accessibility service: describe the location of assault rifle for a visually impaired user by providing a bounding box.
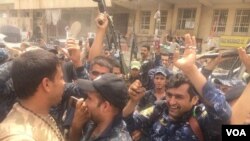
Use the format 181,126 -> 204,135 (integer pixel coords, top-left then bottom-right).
93,0 -> 128,74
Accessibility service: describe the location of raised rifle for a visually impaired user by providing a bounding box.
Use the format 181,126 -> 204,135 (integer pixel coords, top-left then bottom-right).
153,5 -> 161,60
197,50 -> 250,59
129,12 -> 138,68
93,0 -> 128,74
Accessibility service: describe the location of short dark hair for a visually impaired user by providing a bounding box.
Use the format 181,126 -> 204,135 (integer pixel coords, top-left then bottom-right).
168,73 -> 199,99
90,56 -> 113,72
110,58 -> 121,69
141,45 -> 150,51
161,52 -> 169,56
11,49 -> 61,99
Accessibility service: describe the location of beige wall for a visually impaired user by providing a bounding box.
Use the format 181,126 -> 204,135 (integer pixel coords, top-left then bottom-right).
14,0 -> 111,9
0,0 -> 14,4
131,2 -> 250,49
0,0 -> 249,49
198,5 -> 213,39
222,3 -> 250,36
198,3 -> 250,38
132,4 -> 173,37
166,8 -> 173,35
198,3 -> 250,50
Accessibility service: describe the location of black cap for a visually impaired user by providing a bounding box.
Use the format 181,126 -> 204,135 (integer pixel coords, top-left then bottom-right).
154,66 -> 168,77
77,73 -> 128,110
152,66 -> 172,78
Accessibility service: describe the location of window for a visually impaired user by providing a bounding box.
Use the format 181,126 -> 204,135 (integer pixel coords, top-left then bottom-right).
34,11 -> 42,18
177,8 -> 196,30
20,11 -> 30,17
233,9 -> 250,33
9,10 -> 17,17
140,11 -> 151,30
211,9 -> 228,34
159,10 -> 168,30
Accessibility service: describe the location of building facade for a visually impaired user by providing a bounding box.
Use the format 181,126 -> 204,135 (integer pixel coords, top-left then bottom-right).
0,0 -> 249,51
114,0 -> 250,51
0,0 -> 111,41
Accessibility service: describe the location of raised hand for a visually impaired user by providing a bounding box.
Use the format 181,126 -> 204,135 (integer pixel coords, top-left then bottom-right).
70,98 -> 90,141
72,98 -> 90,128
173,33 -> 197,73
88,13 -> 109,61
123,80 -> 145,117
128,80 -> 145,103
95,13 -> 109,31
173,33 -> 207,95
238,47 -> 250,73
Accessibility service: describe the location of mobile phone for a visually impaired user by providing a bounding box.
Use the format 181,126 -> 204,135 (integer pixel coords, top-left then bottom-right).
69,96 -> 78,108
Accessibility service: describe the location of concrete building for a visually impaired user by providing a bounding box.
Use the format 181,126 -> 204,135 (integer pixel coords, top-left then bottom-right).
0,0 -> 112,41
113,0 -> 250,52
0,0 -> 250,51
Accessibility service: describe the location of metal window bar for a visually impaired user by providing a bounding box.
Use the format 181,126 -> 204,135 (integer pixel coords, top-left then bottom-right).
211,9 -> 228,34
153,10 -> 168,35
10,10 -> 17,17
177,8 -> 196,30
233,9 -> 250,33
140,11 -> 151,30
160,10 -> 168,30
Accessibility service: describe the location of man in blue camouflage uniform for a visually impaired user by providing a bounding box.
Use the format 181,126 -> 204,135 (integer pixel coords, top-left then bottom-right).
137,66 -> 170,111
78,115 -> 131,141
128,66 -> 169,141
123,34 -> 231,141
70,73 -> 132,141
0,48 -> 15,122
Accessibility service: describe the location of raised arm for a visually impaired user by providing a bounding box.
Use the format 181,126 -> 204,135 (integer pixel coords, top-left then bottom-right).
69,98 -> 90,141
238,47 -> 250,73
88,13 -> 109,61
173,34 -> 206,95
122,80 -> 145,118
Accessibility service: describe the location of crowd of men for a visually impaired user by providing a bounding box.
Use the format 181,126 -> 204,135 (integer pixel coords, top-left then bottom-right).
0,12 -> 250,141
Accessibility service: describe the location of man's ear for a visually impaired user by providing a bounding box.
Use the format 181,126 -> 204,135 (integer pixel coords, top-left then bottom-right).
41,77 -> 51,92
101,101 -> 112,112
191,95 -> 199,105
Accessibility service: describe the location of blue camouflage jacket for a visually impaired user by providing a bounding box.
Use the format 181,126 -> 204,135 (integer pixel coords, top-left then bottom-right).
81,114 -> 132,141
125,82 -> 231,141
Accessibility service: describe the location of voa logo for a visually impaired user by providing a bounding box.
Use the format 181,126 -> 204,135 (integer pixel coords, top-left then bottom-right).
226,129 -> 246,136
